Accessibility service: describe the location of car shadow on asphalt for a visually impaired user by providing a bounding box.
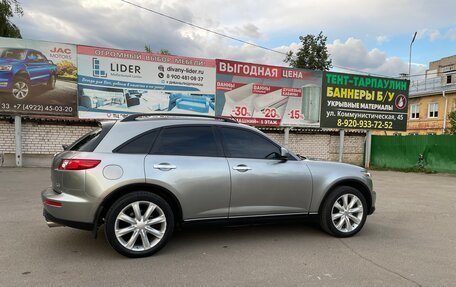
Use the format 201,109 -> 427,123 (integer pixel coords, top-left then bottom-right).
43,220 -> 367,259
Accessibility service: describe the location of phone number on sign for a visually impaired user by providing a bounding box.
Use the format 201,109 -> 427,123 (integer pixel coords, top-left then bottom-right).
0,103 -> 74,113
336,119 -> 393,129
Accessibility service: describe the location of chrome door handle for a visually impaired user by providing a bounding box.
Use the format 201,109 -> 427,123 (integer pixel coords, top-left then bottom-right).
153,163 -> 177,171
232,165 -> 252,172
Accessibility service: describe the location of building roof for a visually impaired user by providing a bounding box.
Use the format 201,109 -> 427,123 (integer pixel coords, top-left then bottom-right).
409,80 -> 456,97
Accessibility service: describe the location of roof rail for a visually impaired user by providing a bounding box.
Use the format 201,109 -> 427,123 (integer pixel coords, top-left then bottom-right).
120,113 -> 238,123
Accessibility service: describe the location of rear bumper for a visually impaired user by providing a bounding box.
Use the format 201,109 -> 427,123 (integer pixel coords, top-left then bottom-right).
43,209 -> 93,231
41,186 -> 96,226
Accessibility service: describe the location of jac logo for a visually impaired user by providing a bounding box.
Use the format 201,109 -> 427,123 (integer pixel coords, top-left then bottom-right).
50,47 -> 72,54
49,47 -> 73,60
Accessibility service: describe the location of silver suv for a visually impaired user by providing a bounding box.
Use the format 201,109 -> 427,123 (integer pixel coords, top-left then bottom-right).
42,114 -> 376,258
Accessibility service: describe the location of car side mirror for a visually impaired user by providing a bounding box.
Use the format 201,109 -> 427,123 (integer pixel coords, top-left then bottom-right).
62,144 -> 69,151
48,60 -> 54,65
279,147 -> 289,161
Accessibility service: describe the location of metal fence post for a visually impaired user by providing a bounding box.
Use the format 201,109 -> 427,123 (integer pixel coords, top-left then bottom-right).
15,116 -> 23,167
284,127 -> 290,148
339,129 -> 345,162
364,130 -> 372,168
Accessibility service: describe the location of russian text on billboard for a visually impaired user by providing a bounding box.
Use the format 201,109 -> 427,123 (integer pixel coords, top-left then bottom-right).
215,59 -> 322,127
77,46 -> 216,119
320,71 -> 409,131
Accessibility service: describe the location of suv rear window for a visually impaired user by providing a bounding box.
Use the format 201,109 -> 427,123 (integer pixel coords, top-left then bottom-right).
68,122 -> 114,152
69,129 -> 102,152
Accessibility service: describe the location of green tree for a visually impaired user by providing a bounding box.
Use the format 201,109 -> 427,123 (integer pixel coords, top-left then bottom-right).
144,44 -> 171,55
284,31 -> 332,71
144,44 -> 152,53
0,0 -> 23,38
446,110 -> 456,135
158,48 -> 171,55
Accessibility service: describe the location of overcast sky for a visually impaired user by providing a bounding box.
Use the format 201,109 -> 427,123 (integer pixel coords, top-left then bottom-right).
12,0 -> 456,79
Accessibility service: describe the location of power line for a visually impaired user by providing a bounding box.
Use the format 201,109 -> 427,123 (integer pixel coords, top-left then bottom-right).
331,65 -> 389,77
120,0 -> 286,56
120,0 -> 399,79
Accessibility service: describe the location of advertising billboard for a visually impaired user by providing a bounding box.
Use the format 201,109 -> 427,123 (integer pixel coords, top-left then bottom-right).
215,59 -> 322,127
77,46 -> 216,119
320,71 -> 409,131
0,37 -> 77,117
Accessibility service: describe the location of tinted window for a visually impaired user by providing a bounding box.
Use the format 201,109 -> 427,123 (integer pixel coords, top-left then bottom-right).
35,52 -> 47,62
221,127 -> 280,159
153,126 -> 219,157
115,130 -> 158,154
70,129 -> 102,152
28,51 -> 42,62
67,122 -> 114,152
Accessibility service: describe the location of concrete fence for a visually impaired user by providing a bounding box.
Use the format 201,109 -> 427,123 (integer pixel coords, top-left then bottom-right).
0,118 -> 366,167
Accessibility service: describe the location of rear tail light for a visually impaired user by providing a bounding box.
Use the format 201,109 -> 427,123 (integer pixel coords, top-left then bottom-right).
44,199 -> 62,207
58,159 -> 101,170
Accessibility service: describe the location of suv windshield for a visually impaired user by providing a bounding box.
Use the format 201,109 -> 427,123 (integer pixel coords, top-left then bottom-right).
0,48 -> 27,60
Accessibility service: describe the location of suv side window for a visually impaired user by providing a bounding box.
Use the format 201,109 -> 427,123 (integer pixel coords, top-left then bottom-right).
36,52 -> 47,62
27,51 -> 40,62
114,130 -> 159,154
152,126 -> 220,157
220,127 -> 281,159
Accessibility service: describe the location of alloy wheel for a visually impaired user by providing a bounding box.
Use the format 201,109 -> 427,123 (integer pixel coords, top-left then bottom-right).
114,201 -> 167,252
12,81 -> 29,100
331,194 -> 364,233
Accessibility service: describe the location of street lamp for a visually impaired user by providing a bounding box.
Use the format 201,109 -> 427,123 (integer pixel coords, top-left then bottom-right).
409,31 -> 417,80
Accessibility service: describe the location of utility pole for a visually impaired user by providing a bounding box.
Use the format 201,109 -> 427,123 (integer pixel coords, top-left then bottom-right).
408,31 -> 417,79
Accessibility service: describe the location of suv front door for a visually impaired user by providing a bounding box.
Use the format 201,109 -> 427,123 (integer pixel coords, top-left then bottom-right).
144,125 -> 231,220
219,127 -> 313,217
26,51 -> 51,85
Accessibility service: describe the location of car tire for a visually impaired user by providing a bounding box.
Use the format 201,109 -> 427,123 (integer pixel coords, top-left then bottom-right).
105,192 -> 174,258
12,77 -> 30,100
319,186 -> 367,237
47,74 -> 56,90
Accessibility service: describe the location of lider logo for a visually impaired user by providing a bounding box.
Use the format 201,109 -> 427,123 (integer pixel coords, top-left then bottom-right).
92,58 -> 107,77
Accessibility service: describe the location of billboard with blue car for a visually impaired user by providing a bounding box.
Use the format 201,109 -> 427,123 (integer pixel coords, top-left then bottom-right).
0,37 -> 77,117
77,45 -> 216,119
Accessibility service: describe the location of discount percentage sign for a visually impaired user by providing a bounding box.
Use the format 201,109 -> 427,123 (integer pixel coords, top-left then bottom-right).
288,109 -> 304,119
232,106 -> 251,117
263,107 -> 279,118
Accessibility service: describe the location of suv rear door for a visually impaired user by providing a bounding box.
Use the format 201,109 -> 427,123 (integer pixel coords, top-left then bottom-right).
219,126 -> 313,217
144,125 -> 231,220
51,122 -> 114,194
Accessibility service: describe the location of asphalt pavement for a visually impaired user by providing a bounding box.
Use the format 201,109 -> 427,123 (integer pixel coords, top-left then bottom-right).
0,168 -> 455,287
